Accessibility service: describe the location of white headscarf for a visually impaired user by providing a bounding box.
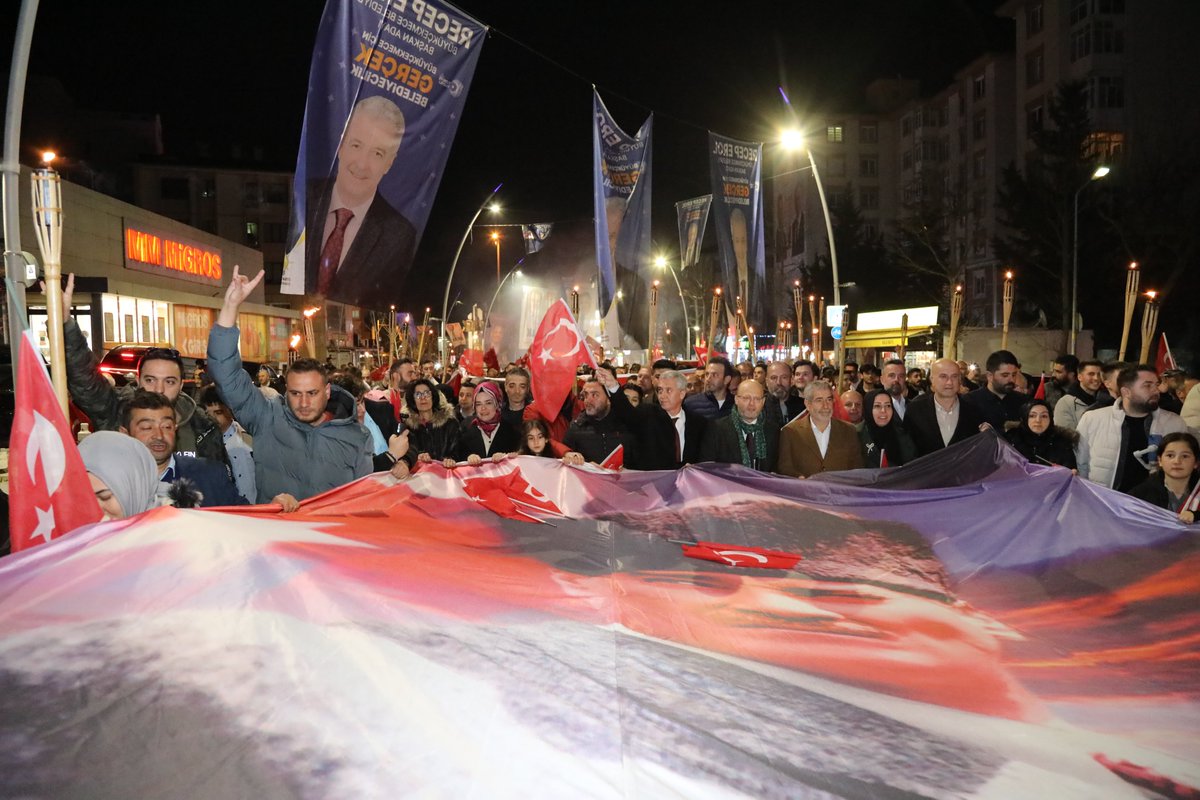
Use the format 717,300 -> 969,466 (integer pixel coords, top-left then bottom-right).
78,431 -> 159,518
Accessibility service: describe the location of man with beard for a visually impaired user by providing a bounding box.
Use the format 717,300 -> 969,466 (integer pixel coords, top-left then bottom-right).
778,380 -> 864,478
700,377 -> 778,471
963,350 -> 1028,432
879,359 -> 913,422
767,361 -> 805,425
684,356 -> 736,420
563,378 -> 638,467
1045,355 -> 1078,410
1054,360 -> 1103,431
1076,364 -> 1189,493
905,359 -> 987,457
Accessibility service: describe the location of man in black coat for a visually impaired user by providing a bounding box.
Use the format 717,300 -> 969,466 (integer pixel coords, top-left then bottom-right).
905,359 -> 987,457
563,378 -> 638,467
303,96 -> 418,308
962,350 -> 1029,433
700,378 -> 780,472
601,367 -> 707,469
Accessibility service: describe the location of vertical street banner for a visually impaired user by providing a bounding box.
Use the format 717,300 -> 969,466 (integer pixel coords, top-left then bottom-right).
281,0 -> 487,308
675,195 -> 711,269
592,90 -> 653,322
522,223 -> 553,254
709,133 -> 766,327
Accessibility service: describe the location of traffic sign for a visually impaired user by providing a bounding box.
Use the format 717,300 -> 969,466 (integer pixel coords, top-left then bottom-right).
831,326 -> 843,340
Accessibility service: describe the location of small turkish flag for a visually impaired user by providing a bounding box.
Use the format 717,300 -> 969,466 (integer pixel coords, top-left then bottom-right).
526,299 -> 597,423
879,447 -> 889,468
599,444 -> 624,471
1157,333 -> 1177,375
694,345 -> 708,365
9,331 -> 102,551
680,541 -> 802,570
1033,373 -> 1046,400
462,467 -> 564,521
459,348 -> 484,377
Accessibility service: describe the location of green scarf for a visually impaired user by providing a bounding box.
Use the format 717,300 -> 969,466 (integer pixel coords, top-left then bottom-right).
731,413 -> 767,468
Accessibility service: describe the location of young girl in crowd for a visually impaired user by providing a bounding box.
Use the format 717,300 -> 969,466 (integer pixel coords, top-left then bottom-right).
518,418 -> 555,458
1131,431 -> 1199,524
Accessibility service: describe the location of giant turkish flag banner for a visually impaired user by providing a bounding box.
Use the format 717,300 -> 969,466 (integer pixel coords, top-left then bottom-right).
526,299 -> 596,423
8,331 -> 102,551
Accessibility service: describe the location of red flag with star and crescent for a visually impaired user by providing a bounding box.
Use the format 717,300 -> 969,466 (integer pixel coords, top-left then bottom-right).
9,331 -> 102,552
526,299 -> 597,423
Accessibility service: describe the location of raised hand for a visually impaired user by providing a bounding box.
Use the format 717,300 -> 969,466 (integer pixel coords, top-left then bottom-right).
218,265 -> 266,327
39,272 -> 74,321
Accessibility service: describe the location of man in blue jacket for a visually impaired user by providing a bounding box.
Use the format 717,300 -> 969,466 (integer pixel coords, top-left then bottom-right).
207,267 -> 383,512
119,391 -> 245,508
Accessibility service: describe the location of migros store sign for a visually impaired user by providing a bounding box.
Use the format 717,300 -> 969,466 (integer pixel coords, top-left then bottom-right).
123,223 -> 223,286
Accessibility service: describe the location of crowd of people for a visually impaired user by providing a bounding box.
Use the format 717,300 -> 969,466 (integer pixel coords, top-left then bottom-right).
39,268 -> 1199,533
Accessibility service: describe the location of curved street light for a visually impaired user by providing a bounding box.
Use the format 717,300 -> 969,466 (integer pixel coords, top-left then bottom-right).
653,254 -> 691,356
440,183 -> 502,364
484,261 -> 524,336
1070,165 -> 1110,354
780,128 -> 842,308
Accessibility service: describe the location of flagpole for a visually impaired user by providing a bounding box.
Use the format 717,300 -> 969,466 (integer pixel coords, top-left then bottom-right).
30,165 -> 67,414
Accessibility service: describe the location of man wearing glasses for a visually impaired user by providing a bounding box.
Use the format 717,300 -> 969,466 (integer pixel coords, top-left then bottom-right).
55,274 -> 228,465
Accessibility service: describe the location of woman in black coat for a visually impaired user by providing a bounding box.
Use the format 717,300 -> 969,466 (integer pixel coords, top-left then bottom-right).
400,378 -> 460,467
448,381 -> 520,465
1004,399 -> 1078,471
858,391 -> 918,468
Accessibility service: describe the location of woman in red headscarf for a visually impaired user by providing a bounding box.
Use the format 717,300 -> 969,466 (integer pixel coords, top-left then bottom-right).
446,381 -> 520,466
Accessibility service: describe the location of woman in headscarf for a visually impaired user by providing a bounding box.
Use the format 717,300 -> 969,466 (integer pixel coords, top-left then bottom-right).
1004,398 -> 1078,471
858,390 -> 918,468
447,381 -> 520,466
78,431 -> 160,520
401,377 -> 460,467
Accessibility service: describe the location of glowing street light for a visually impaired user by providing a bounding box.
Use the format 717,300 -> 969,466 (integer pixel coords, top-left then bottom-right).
780,128 -> 842,307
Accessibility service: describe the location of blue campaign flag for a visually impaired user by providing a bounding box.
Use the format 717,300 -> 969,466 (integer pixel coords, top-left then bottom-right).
281,0 -> 486,309
675,195 -> 711,269
708,133 -> 766,327
592,90 -> 653,318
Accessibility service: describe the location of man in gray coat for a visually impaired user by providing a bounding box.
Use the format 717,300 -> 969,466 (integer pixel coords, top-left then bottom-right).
207,267 -> 380,511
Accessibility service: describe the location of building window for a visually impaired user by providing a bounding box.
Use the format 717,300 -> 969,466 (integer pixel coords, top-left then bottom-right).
826,187 -> 846,209
1084,131 -> 1125,161
901,115 -> 912,136
1069,0 -> 1088,25
863,223 -> 879,240
973,75 -> 986,99
1096,76 -> 1124,108
914,108 -> 925,129
160,177 -> 189,201
264,183 -> 290,204
1026,48 -> 1044,86
973,151 -> 987,180
245,221 -> 259,246
859,122 -> 878,143
826,124 -> 844,143
103,312 -> 115,342
199,178 -> 216,199
1070,26 -> 1090,61
242,182 -> 261,208
972,271 -> 987,299
972,111 -> 986,141
1093,21 -> 1124,53
859,156 -> 878,178
859,187 -> 879,210
938,105 -> 949,127
827,154 -> 846,177
902,151 -> 914,171
265,261 -> 284,283
921,140 -> 940,161
1027,103 -> 1045,135
1027,2 -> 1044,35
1097,0 -> 1124,12
264,222 -> 288,244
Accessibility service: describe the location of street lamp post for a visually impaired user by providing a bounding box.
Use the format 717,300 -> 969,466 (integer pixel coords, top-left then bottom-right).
1070,165 -> 1110,354
654,255 -> 691,356
780,129 -> 841,308
489,230 -> 501,285
484,264 -> 523,336
440,183 -> 502,365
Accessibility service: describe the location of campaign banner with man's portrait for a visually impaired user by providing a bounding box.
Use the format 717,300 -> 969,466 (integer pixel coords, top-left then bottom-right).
675,195 -> 711,269
592,90 -> 653,320
709,133 -> 766,327
281,0 -> 487,308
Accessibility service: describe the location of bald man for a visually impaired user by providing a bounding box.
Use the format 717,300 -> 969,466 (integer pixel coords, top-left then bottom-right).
903,358 -> 987,456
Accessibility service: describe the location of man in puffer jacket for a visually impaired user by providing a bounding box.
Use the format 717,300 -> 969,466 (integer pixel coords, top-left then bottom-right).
207,268 -> 374,511
55,274 -> 227,465
1076,364 -> 1188,493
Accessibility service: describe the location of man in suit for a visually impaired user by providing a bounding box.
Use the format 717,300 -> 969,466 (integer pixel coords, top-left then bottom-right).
962,350 -> 1029,433
305,95 -> 418,308
603,367 -> 707,469
905,358 -> 987,457
778,380 -> 864,478
700,377 -> 778,472
119,391 -> 245,508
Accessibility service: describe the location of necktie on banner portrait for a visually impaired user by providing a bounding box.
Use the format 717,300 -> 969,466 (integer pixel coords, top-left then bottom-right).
709,133 -> 767,328
675,195 -> 712,269
526,299 -> 597,424
8,331 -> 102,552
280,0 -> 486,308
592,90 -> 653,333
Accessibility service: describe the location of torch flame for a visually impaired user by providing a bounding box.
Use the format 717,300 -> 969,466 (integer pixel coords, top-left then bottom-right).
302,306 -> 321,319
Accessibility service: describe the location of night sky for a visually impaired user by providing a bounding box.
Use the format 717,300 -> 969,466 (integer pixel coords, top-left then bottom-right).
4,0 -> 1011,314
